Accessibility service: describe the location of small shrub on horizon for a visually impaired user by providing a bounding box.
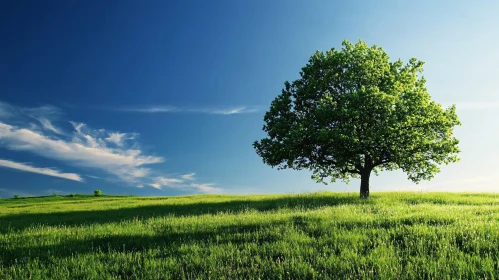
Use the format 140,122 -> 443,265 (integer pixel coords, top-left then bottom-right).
70,193 -> 76,197
94,190 -> 103,197
13,194 -> 19,199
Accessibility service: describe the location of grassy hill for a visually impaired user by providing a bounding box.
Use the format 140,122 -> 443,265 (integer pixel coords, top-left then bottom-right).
1,192 -> 499,279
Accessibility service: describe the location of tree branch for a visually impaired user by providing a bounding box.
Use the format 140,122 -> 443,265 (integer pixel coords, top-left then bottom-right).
373,149 -> 391,167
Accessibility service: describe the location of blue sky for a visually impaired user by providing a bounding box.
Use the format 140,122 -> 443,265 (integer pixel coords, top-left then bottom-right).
1,0 -> 498,197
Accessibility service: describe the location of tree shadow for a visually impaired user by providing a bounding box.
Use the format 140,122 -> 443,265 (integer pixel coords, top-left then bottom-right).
0,222 -> 288,267
0,211 -> 456,268
0,195 -> 372,233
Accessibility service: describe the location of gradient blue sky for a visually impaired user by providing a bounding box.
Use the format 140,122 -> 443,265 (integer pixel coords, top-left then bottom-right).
1,0 -> 498,197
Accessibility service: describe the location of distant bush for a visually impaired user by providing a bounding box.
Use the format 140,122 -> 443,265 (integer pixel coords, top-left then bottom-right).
94,190 -> 103,197
13,194 -> 19,199
52,193 -> 58,197
70,193 -> 76,197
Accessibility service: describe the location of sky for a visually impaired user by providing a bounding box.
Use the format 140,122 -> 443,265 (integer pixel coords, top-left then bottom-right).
1,0 -> 498,197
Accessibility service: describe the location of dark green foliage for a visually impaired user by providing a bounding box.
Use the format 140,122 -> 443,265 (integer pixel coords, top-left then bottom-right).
254,40 -> 460,198
94,189 -> 102,197
13,194 -> 19,199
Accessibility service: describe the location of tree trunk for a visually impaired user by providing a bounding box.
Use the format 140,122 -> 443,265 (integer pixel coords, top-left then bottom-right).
360,170 -> 371,199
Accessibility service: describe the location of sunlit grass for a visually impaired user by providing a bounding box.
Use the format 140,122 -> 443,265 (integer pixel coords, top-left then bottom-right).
1,192 -> 499,279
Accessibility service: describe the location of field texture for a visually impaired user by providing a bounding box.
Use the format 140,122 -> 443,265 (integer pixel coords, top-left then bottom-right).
1,192 -> 499,279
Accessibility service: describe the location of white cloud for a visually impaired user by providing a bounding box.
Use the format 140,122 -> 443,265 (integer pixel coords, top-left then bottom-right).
191,106 -> 260,115
181,173 -> 196,180
208,107 -> 257,115
156,177 -> 183,185
105,132 -> 126,146
0,102 -> 64,133
0,102 -> 16,118
149,183 -> 162,189
38,118 -> 64,135
0,122 -> 163,184
0,158 -> 82,182
149,176 -> 184,189
115,105 -> 259,115
147,174 -> 222,193
118,106 -> 178,113
70,121 -> 85,134
190,183 -> 222,193
105,132 -> 137,147
0,104 -> 11,117
23,105 -> 65,135
0,101 -> 225,193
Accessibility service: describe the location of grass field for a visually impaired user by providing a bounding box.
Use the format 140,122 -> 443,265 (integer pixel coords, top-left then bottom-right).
2,192 -> 499,279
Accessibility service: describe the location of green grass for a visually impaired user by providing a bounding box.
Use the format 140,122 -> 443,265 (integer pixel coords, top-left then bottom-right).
2,192 -> 499,279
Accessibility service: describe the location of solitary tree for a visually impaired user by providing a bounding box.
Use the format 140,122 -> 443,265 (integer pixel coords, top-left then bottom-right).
254,40 -> 460,198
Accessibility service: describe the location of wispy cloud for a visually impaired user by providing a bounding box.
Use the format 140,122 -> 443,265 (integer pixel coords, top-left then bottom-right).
38,118 -> 64,135
181,173 -> 196,180
0,158 -> 83,182
190,183 -> 222,193
0,121 -> 163,185
0,101 -> 225,193
0,102 -> 15,118
149,176 -> 184,189
198,107 -> 259,115
156,177 -> 184,185
105,132 -> 138,147
0,105 -> 10,117
114,105 -> 260,115
149,183 -> 162,189
24,105 -> 65,135
120,106 -> 178,113
148,175 -> 221,193
0,102 -> 65,135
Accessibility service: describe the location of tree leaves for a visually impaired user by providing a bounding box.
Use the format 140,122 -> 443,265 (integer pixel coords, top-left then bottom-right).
254,40 -> 460,186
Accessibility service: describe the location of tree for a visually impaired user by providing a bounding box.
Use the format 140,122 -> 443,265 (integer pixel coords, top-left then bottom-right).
253,40 -> 460,198
94,189 -> 102,197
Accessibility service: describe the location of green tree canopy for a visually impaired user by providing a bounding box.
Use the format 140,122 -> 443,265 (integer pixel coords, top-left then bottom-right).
254,40 -> 460,198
